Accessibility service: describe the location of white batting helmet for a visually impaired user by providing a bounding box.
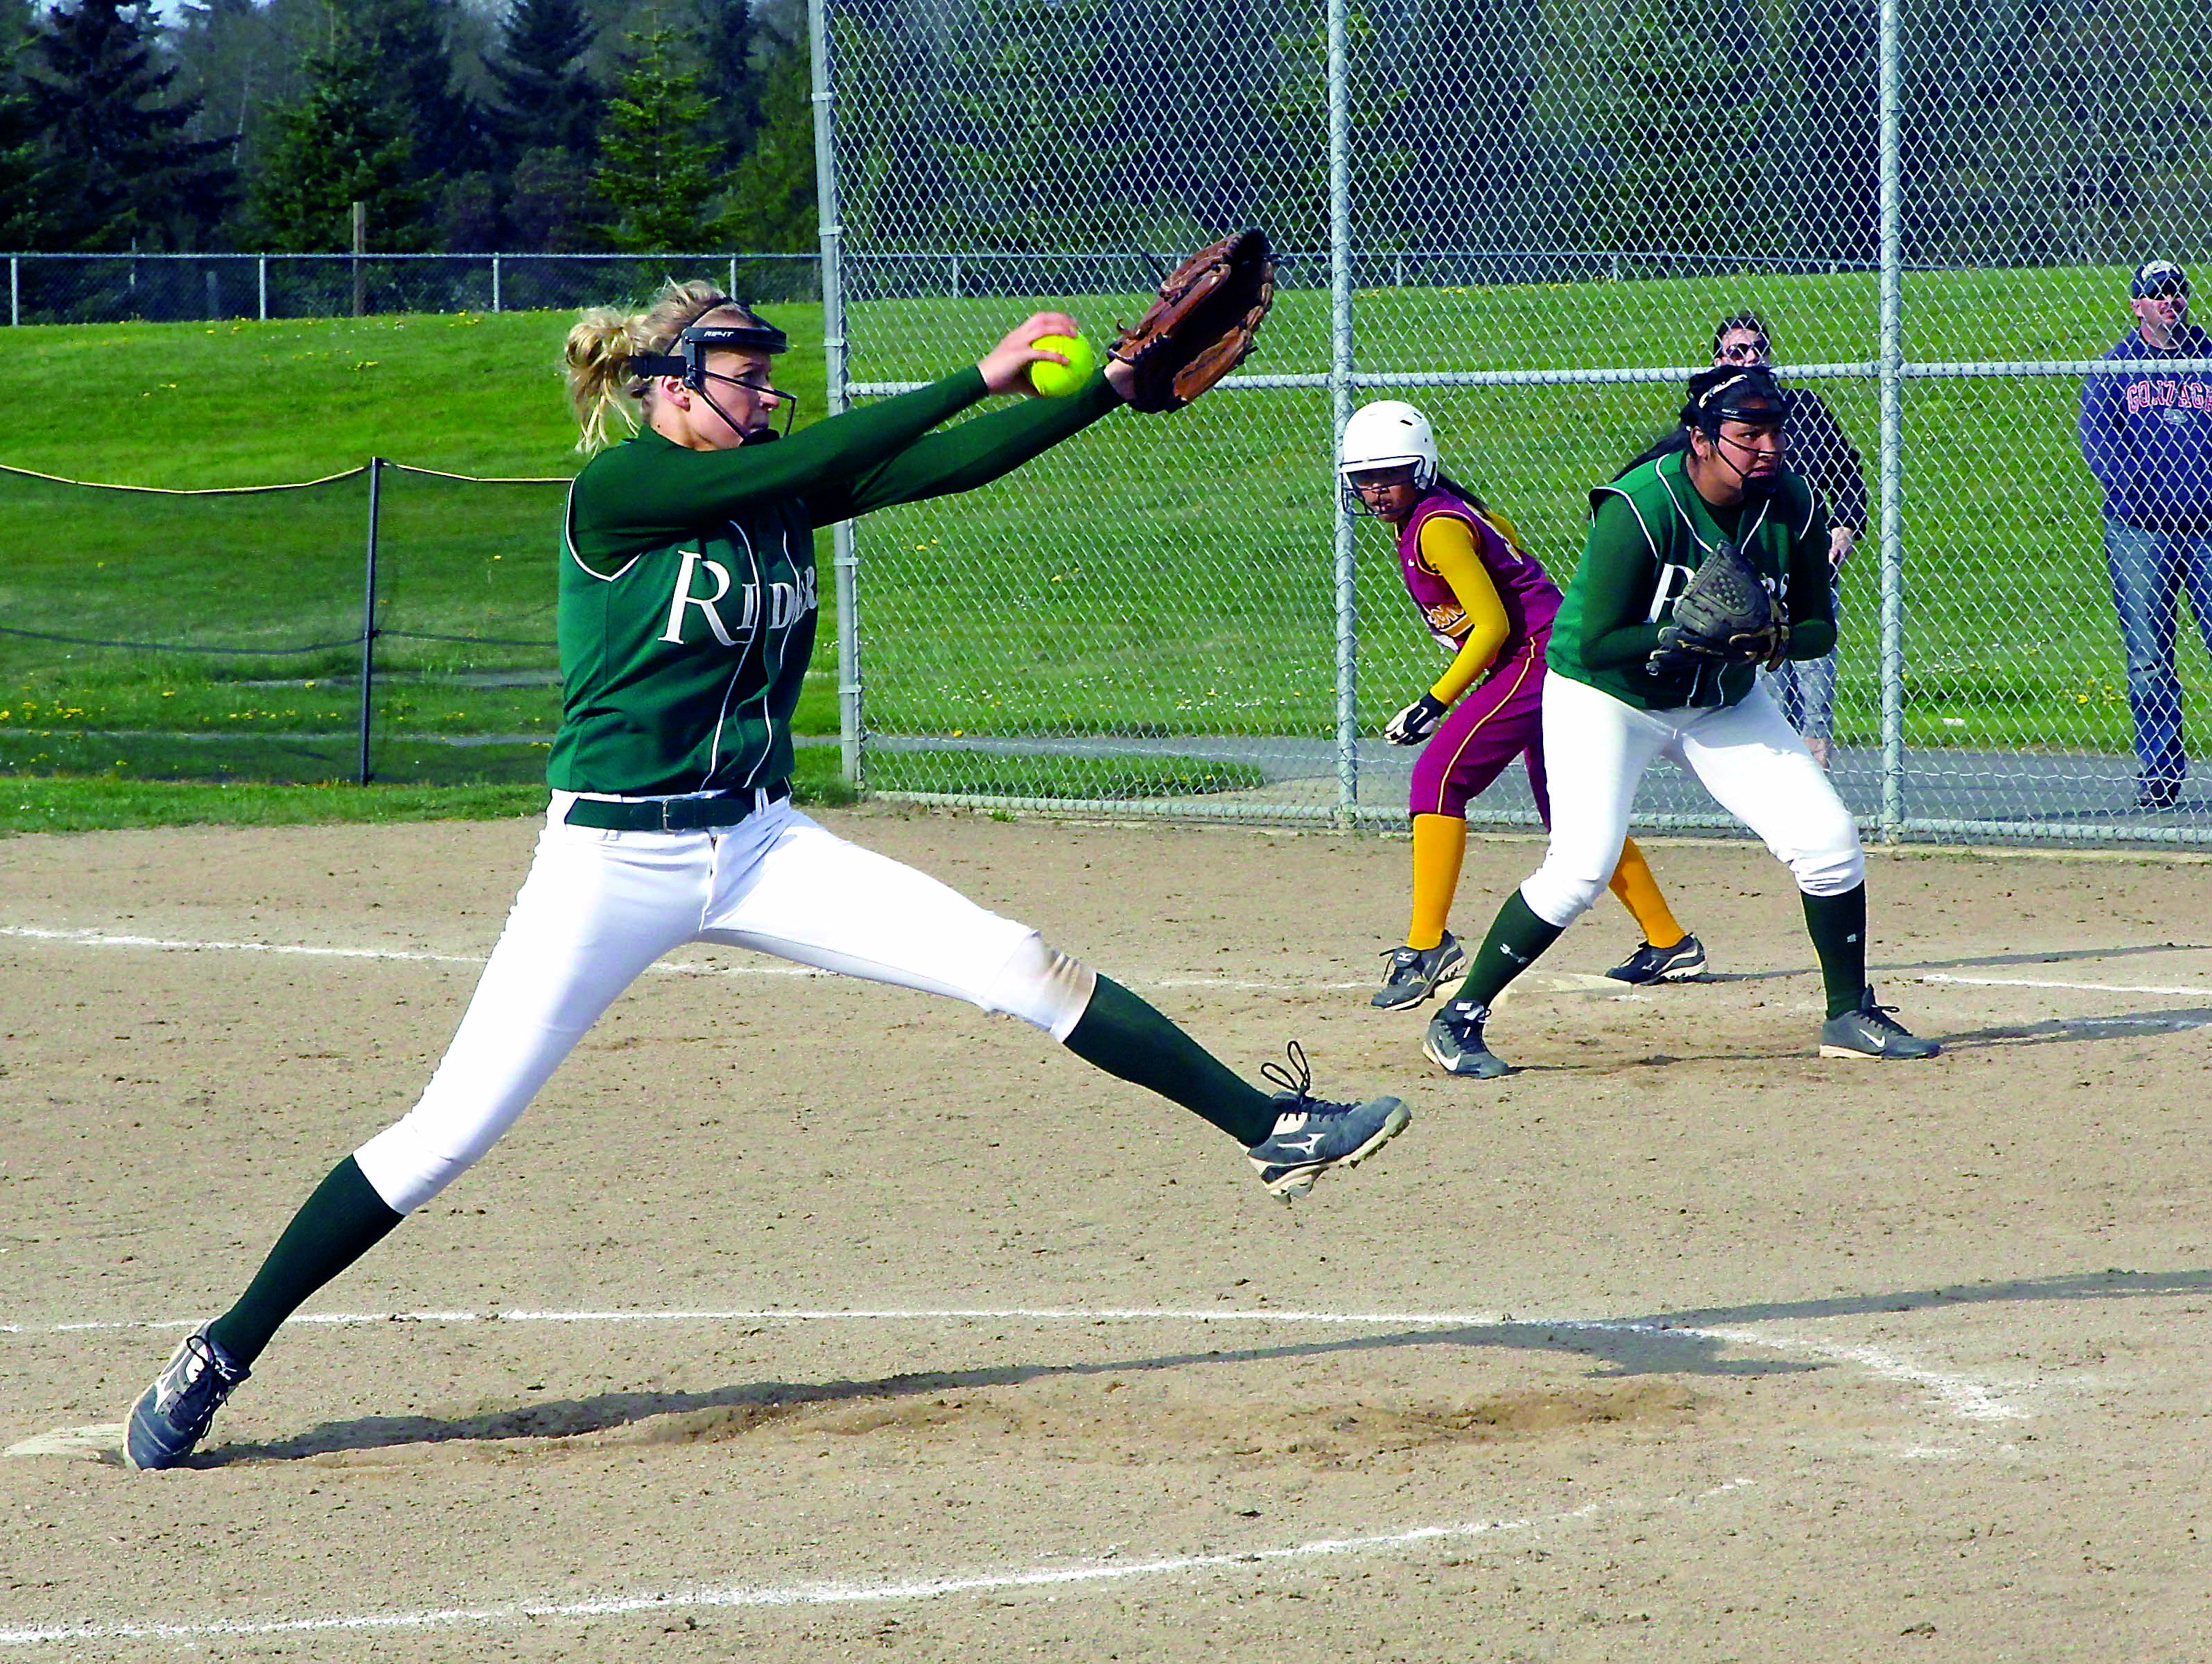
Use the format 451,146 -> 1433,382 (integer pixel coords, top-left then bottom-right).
1338,401 -> 1439,501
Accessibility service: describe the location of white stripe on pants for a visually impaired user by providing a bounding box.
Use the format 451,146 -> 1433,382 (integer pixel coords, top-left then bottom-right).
353,797 -> 1092,1213
1519,673 -> 1865,928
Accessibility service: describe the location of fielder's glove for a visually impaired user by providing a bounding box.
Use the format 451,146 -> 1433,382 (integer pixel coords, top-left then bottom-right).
1108,229 -> 1276,413
1647,537 -> 1788,670
1384,692 -> 1449,745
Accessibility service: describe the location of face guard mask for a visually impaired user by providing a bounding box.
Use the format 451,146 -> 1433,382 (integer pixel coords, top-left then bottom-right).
632,308 -> 800,440
1687,371 -> 1788,495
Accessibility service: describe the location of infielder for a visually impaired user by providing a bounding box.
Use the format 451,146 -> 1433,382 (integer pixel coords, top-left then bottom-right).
1339,399 -> 1707,1007
124,275 -> 1410,1471
1421,365 -> 1939,1078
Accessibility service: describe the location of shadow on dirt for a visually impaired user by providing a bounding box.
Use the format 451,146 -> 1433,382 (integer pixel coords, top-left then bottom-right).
198,1266 -> 2212,1466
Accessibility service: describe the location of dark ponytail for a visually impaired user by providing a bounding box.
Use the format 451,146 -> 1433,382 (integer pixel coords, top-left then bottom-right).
1433,471 -> 1488,512
1610,428 -> 1690,482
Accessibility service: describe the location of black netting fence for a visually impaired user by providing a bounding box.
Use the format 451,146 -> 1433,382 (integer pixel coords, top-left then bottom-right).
0,460 -> 567,787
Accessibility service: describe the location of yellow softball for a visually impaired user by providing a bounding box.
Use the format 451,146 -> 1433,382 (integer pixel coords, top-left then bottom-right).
1028,333 -> 1097,397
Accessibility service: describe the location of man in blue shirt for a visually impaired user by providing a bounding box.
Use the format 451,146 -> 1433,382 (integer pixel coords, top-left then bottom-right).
2079,259 -> 2212,809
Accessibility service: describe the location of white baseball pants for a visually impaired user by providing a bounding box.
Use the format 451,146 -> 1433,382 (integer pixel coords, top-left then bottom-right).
353,794 -> 1096,1213
1518,673 -> 1865,928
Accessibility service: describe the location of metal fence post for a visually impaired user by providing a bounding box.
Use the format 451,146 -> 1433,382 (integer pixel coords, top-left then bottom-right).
351,200 -> 367,318
491,254 -> 501,313
729,254 -> 739,297
357,458 -> 383,786
1327,0 -> 1358,828
1876,0 -> 1905,843
257,255 -> 267,321
8,257 -> 16,327
809,0 -> 863,792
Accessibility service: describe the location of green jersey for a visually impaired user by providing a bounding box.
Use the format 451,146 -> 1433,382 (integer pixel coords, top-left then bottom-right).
550,367 -> 1122,795
1547,449 -> 1838,711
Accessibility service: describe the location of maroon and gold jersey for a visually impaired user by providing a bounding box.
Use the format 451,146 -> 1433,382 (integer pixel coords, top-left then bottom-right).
1395,487 -> 1561,659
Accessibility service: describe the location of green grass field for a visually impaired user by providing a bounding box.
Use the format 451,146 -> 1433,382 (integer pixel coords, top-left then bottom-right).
0,267 -> 2195,832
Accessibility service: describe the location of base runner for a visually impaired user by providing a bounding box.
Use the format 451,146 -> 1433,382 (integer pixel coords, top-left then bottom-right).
1420,365 -> 1940,1079
121,279 -> 1411,1471
1339,400 -> 1707,1009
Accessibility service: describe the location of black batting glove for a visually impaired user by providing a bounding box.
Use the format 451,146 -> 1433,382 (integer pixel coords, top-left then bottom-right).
1383,691 -> 1448,745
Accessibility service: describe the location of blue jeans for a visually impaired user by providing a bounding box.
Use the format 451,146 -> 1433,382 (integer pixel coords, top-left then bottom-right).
2102,519 -> 2212,786
1770,580 -> 1841,740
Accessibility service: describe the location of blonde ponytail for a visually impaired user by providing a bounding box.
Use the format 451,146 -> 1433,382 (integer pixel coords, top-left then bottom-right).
561,278 -> 764,454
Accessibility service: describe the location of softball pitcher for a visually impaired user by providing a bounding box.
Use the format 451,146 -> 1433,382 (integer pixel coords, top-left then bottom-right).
1421,365 -> 1938,1079
1339,400 -> 1707,1007
123,281 -> 1411,1471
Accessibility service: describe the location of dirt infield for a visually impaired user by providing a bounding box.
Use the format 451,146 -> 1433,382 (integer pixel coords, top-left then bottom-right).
3,806 -> 2209,1660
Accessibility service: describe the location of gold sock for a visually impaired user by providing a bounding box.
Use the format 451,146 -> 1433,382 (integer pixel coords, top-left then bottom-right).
1608,836 -> 1685,948
1406,814 -> 1468,951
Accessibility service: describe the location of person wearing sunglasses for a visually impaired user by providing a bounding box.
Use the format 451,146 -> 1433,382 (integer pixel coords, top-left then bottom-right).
1709,313 -> 1866,771
2078,259 -> 2212,810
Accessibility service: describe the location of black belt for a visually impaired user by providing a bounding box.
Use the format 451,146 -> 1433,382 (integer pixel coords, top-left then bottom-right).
564,779 -> 791,832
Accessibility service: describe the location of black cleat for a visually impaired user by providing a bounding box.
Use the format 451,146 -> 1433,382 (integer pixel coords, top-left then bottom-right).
1605,933 -> 1708,985
1246,1042 -> 1411,1201
1819,986 -> 1940,1060
1371,931 -> 1467,1009
1422,998 -> 1511,1077
124,1324 -> 248,1471
2136,778 -> 2184,811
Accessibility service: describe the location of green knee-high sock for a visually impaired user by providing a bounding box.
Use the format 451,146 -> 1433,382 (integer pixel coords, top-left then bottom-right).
1447,890 -> 1567,1009
1063,976 -> 1280,1147
207,1156 -> 403,1368
1802,883 -> 1869,1019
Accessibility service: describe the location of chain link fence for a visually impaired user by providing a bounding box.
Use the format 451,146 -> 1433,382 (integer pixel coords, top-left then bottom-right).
0,253 -> 823,325
811,0 -> 2212,844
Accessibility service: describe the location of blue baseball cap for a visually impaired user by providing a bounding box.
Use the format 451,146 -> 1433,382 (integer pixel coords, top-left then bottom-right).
2132,259 -> 2189,299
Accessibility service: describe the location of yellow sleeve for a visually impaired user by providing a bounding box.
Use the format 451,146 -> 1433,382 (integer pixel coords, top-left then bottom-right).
1420,515 -> 1510,704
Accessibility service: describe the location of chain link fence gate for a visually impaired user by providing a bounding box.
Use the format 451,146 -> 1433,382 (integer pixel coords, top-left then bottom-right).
809,0 -> 2212,845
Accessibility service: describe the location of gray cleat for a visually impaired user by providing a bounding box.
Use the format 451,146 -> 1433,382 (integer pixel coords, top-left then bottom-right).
1246,1042 -> 1411,1201
124,1324 -> 248,1471
1372,931 -> 1467,1009
1605,933 -> 1707,985
1819,987 -> 1940,1059
1422,998 -> 1511,1078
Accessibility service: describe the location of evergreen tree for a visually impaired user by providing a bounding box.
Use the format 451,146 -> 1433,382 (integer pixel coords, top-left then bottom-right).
487,0 -> 600,162
715,35 -> 814,251
1583,0 -> 1778,262
690,0 -> 760,168
509,144 -> 598,250
0,0 -> 48,246
349,0 -> 476,191
593,20 -> 720,250
20,0 -> 234,251
248,29 -> 426,252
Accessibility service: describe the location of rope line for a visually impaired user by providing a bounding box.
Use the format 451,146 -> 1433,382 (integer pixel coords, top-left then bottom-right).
0,462 -> 368,496
0,626 -> 366,655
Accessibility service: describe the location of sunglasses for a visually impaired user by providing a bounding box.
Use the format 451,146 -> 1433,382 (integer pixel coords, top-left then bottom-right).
1718,338 -> 1770,361
2141,284 -> 2190,301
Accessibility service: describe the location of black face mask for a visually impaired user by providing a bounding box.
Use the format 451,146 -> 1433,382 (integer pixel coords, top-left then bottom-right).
1696,418 -> 1785,497
632,311 -> 800,439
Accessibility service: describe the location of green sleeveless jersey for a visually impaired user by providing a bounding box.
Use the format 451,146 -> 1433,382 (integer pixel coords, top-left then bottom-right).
549,367 -> 1122,795
1546,449 -> 1836,711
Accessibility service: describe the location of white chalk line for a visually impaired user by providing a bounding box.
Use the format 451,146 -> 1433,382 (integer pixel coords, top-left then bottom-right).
17,922 -> 2212,1002
0,1479 -> 1754,1647
1917,971 -> 2212,998
0,922 -> 1601,996
1,1304 -> 2028,1424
